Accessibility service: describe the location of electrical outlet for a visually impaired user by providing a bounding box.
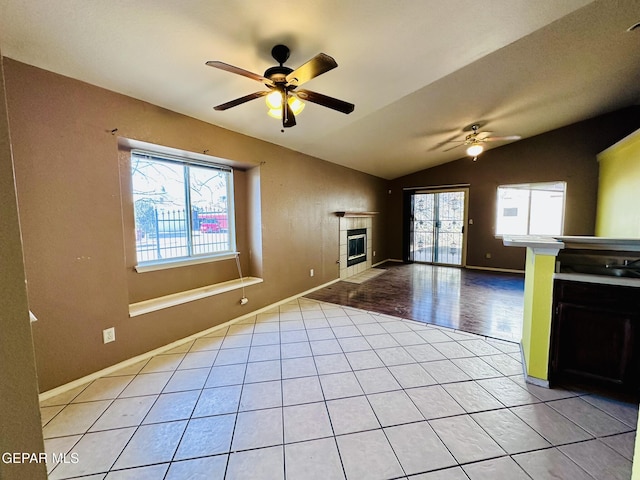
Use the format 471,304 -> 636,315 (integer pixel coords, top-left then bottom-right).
310,268 -> 314,277
103,327 -> 115,344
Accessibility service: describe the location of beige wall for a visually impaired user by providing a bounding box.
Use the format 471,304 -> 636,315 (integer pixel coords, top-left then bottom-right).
4,59 -> 389,391
5,55 -> 639,394
0,55 -> 47,478
388,107 -> 640,270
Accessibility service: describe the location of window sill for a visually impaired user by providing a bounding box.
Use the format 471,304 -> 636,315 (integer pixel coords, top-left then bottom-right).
128,276 -> 263,317
135,252 -> 240,273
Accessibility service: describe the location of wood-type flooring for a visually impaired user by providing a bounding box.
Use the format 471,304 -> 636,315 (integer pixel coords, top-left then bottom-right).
305,262 -> 524,342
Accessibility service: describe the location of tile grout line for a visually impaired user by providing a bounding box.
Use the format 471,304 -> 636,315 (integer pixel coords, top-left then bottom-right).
279,313 -> 287,480
221,313 -> 256,480
305,309 -> 350,480
40,298 -> 637,479
162,341 -> 222,479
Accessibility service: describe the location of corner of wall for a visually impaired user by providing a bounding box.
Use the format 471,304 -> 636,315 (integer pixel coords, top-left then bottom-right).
247,164 -> 263,278
0,53 -> 48,480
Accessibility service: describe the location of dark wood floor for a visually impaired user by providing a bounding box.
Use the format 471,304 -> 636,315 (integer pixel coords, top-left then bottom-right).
305,262 -> 525,342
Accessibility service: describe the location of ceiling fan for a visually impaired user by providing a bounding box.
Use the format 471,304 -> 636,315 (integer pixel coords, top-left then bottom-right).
444,123 -> 521,160
206,44 -> 355,129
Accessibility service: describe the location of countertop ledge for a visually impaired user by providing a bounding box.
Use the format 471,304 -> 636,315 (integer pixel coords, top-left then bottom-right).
503,235 -> 640,253
554,273 -> 640,288
129,276 -> 263,317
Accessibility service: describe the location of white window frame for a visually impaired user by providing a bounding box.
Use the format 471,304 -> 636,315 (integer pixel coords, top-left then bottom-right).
495,181 -> 566,237
130,149 -> 237,272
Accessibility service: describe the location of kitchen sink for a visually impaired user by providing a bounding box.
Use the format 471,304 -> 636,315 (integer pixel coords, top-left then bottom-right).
556,251 -> 640,278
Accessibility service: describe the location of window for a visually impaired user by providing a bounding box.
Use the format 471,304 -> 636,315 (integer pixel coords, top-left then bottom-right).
496,181 -> 566,236
131,150 -> 235,265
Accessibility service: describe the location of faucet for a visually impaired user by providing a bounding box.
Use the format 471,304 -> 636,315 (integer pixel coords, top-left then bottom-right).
605,258 -> 640,276
605,258 -> 640,268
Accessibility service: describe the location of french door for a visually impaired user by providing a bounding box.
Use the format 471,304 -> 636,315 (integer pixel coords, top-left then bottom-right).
408,189 -> 467,266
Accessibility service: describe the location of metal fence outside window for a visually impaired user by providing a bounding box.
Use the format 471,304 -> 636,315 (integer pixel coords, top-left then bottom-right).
135,208 -> 230,263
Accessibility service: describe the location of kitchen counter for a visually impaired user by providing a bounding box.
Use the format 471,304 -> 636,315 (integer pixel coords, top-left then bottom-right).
503,235 -> 640,252
502,235 -> 640,385
556,236 -> 640,251
553,272 -> 640,288
502,235 -> 564,255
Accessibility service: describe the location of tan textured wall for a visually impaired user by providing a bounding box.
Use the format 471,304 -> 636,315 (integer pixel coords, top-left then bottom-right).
4,59 -> 389,391
10,54 -> 635,392
388,107 -> 640,270
0,55 -> 47,479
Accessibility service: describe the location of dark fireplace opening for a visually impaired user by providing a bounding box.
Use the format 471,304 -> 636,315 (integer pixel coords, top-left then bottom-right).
347,228 -> 367,267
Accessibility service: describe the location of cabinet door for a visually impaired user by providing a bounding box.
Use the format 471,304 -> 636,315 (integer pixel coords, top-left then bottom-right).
551,302 -> 636,387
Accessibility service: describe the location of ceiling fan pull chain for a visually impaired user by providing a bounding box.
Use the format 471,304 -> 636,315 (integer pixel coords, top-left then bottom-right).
282,90 -> 289,128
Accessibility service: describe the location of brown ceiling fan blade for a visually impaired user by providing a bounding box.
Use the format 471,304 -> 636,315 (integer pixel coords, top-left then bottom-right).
484,135 -> 522,142
286,54 -> 338,87
206,61 -> 274,86
294,89 -> 354,114
213,91 -> 268,111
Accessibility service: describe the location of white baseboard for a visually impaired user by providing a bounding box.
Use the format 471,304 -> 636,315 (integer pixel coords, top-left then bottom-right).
525,375 -> 550,388
465,265 -> 524,274
372,258 -> 402,267
39,278 -> 341,402
518,341 -> 550,388
375,260 -> 523,274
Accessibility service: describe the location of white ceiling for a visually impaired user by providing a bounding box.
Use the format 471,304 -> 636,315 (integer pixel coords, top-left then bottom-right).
1,0 -> 639,179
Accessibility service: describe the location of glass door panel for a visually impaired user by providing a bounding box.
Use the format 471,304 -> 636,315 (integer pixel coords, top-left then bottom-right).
409,190 -> 466,266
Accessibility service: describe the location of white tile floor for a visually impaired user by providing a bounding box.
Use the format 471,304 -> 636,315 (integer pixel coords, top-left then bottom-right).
40,298 -> 638,479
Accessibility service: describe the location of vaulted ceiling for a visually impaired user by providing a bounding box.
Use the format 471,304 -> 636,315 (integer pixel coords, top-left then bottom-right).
1,0 -> 639,179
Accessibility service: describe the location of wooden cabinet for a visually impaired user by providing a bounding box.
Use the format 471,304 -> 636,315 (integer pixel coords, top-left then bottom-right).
550,280 -> 640,393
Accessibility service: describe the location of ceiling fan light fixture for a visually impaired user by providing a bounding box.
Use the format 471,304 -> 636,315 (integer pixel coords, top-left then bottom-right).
265,90 -> 283,109
267,107 -> 282,119
288,96 -> 305,115
266,95 -> 305,119
466,143 -> 483,157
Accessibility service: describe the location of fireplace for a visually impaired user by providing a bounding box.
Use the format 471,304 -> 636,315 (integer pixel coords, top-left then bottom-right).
336,211 -> 376,280
347,228 -> 367,266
